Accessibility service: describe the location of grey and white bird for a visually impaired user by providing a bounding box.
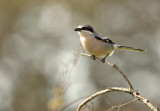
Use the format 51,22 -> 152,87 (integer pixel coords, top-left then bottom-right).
74,24 -> 146,63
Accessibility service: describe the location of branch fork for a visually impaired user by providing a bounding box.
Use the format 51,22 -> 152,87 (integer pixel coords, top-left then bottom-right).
77,53 -> 159,111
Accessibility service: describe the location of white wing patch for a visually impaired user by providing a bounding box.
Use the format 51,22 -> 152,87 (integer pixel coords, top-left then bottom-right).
109,50 -> 114,56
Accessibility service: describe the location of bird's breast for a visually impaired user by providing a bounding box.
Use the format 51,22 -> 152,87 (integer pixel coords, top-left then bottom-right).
80,35 -> 114,57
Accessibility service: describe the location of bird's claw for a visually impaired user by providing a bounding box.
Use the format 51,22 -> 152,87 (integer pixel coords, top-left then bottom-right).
101,58 -> 106,63
90,55 -> 96,60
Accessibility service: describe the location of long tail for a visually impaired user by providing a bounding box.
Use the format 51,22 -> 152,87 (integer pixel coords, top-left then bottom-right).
115,45 -> 146,52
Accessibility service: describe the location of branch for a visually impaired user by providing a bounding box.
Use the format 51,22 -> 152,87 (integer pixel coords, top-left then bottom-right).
77,87 -> 159,111
81,53 -> 133,90
77,87 -> 130,111
77,53 -> 160,111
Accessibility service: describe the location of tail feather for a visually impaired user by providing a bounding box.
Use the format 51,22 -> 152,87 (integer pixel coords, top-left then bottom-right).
115,45 -> 146,52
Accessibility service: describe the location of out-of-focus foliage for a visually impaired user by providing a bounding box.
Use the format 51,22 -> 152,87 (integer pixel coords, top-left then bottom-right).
0,0 -> 160,111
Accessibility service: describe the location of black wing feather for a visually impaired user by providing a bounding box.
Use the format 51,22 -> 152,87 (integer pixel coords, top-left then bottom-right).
95,36 -> 115,44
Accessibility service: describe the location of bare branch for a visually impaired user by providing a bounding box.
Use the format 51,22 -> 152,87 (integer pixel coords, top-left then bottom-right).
77,87 -> 130,111
81,53 -> 133,90
78,53 -> 160,111
77,87 -> 159,111
132,91 -> 160,111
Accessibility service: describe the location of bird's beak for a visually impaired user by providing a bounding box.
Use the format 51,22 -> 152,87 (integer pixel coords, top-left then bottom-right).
74,27 -> 81,31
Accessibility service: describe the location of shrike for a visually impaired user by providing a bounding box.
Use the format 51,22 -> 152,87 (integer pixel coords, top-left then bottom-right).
74,24 -> 146,63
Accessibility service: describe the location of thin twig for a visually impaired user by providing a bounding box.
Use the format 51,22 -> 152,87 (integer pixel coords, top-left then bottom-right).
60,96 -> 90,111
106,98 -> 138,111
81,53 -> 133,90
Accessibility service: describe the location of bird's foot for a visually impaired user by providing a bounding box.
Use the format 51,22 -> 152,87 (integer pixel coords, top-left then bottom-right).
101,54 -> 109,63
101,58 -> 106,63
90,55 -> 96,60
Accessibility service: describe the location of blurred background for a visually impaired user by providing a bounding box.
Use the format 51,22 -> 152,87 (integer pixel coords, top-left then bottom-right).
0,0 -> 160,111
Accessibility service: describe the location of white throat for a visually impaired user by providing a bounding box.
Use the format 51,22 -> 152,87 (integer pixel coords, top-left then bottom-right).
78,31 -> 94,39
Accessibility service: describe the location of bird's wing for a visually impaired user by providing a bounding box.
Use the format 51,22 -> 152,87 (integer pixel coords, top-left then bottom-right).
94,32 -> 115,44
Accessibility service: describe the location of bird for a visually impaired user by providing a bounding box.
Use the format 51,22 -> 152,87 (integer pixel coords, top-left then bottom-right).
74,24 -> 146,63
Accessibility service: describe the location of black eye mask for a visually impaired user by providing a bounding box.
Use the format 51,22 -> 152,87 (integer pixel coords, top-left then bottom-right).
82,27 -> 94,33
